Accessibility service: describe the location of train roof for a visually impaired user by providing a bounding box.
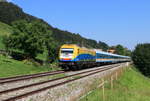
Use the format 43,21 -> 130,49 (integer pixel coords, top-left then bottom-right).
94,49 -> 130,58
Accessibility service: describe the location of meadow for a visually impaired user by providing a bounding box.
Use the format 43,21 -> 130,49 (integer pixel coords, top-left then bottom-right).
80,66 -> 150,101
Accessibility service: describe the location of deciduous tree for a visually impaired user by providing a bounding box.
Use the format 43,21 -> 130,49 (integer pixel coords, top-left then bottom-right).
132,43 -> 150,77
3,20 -> 52,59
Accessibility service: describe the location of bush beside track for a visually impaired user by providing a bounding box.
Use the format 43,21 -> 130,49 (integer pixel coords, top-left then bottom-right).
80,66 -> 150,101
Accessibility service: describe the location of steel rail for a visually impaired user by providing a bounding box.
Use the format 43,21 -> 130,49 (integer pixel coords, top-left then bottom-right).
0,70 -> 66,84
0,70 -> 64,80
2,64 -> 120,101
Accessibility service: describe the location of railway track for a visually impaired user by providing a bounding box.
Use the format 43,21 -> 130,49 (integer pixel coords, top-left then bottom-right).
0,70 -> 65,84
0,64 -> 121,101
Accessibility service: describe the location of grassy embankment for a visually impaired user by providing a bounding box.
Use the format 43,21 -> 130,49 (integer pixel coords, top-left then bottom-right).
0,21 -> 13,49
80,66 -> 150,101
0,21 -> 60,78
0,54 -> 61,77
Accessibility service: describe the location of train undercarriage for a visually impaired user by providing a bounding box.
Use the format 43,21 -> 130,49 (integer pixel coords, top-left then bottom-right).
59,61 -> 129,70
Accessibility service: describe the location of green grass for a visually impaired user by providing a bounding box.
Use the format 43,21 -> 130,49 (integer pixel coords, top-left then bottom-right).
80,66 -> 150,101
0,54 -> 61,78
0,21 -> 12,36
0,21 -> 13,49
0,36 -> 4,49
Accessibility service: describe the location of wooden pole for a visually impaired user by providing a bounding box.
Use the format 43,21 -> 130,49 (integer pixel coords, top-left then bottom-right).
102,79 -> 105,101
111,75 -> 113,89
120,67 -> 122,75
116,72 -> 118,80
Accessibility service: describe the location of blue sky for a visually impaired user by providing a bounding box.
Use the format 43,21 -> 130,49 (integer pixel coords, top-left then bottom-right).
11,0 -> 150,50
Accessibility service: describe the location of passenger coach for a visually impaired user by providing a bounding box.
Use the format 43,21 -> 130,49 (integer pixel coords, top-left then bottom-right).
95,49 -> 130,65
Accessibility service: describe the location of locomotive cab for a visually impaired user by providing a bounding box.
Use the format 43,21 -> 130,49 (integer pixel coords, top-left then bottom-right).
59,44 -> 79,62
60,48 -> 74,61
59,44 -> 80,69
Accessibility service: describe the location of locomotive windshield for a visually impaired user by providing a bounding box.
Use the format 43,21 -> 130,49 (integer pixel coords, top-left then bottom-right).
61,48 -> 74,54
61,50 -> 73,53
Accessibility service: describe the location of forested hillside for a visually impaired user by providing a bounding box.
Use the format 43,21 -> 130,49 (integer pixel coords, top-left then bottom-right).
0,2 -> 109,50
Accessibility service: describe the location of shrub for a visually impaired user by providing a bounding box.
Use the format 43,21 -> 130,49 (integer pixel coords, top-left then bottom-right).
132,43 -> 150,77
